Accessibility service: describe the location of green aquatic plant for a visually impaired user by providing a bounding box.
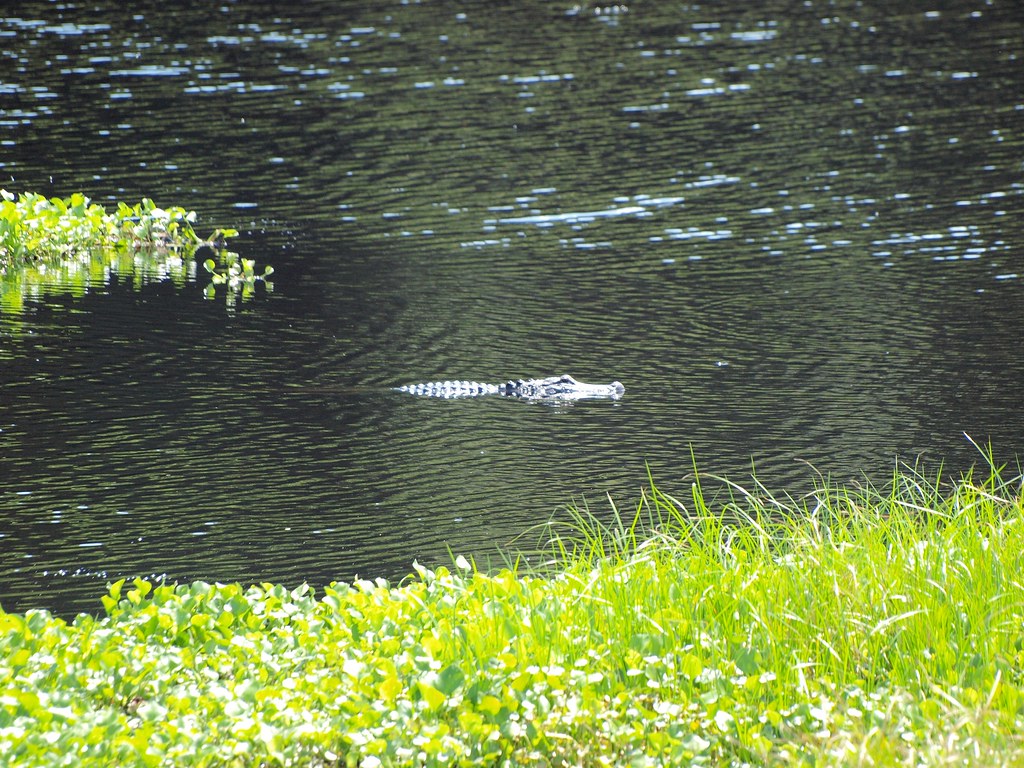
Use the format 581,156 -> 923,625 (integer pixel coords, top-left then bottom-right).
0,449 -> 1022,766
0,190 -> 204,266
202,237 -> 274,303
0,190 -> 271,311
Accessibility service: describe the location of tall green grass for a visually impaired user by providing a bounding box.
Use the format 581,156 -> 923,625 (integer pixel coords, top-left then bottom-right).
1,446 -> 1022,766
513,442 -> 1024,764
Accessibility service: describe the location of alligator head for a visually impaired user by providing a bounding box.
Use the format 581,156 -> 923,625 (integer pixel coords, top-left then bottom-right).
500,374 -> 625,400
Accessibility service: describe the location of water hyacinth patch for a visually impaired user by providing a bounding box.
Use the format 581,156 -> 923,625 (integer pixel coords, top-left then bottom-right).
0,190 -> 205,266
0,190 -> 270,308
1,449 -> 1023,766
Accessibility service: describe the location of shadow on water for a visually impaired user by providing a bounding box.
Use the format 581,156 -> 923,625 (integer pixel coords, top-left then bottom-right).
1,0 -> 1022,615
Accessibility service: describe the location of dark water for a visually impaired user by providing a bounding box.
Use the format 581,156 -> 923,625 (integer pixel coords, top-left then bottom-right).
1,1 -> 1022,616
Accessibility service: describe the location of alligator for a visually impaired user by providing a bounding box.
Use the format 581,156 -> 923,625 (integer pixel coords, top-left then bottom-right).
395,374 -> 624,401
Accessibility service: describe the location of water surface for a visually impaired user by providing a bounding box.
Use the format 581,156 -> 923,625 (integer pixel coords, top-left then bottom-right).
1,0 -> 1022,615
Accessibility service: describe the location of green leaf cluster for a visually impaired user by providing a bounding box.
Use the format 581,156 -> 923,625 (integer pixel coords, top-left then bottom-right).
1,453 -> 1023,766
0,190 -> 273,313
0,190 -> 205,269
202,233 -> 274,303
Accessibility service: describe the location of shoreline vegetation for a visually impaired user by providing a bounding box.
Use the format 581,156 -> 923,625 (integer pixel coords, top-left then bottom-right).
2,446 -> 1022,766
0,190 -> 271,309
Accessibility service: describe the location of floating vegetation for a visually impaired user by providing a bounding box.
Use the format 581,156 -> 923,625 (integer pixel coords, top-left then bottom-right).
1,446 -> 1022,766
202,241 -> 274,303
0,190 -> 198,266
0,190 -> 272,312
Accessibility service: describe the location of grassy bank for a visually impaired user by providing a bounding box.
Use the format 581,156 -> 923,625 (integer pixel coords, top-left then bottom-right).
2,451 -> 1022,767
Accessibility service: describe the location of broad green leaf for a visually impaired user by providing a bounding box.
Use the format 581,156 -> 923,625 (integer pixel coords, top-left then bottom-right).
417,681 -> 446,711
